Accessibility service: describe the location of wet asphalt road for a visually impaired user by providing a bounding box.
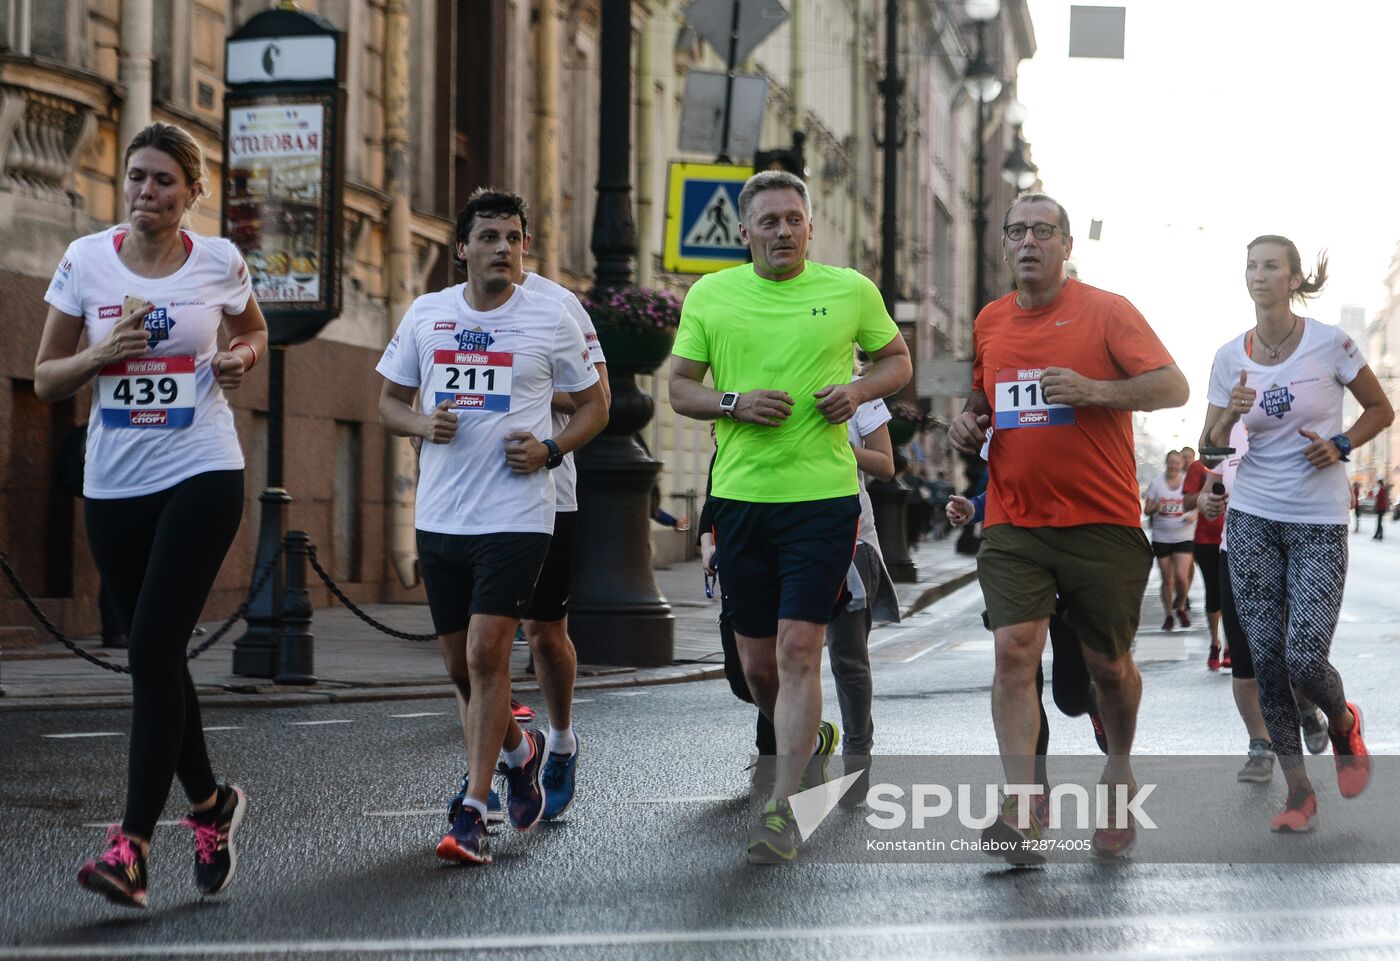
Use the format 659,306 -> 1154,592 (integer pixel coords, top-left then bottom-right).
4,534 -> 1400,960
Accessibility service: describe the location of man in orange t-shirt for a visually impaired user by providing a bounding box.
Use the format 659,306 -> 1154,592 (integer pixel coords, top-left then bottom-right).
949,193 -> 1188,861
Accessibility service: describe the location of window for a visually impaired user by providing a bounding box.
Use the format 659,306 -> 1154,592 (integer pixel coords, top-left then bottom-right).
333,421 -> 362,582
933,197 -> 952,310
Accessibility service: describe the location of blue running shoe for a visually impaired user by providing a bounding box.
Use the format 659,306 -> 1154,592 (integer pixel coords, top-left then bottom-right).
447,772 -> 503,825
541,736 -> 580,821
503,729 -> 547,831
436,806 -> 491,864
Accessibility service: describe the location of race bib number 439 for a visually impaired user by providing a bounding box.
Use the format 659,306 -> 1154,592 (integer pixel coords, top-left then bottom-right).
98,356 -> 196,429
994,368 -> 1074,429
431,349 -> 512,412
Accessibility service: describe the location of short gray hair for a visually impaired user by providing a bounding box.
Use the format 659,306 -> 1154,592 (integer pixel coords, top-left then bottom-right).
1005,192 -> 1071,238
738,170 -> 812,224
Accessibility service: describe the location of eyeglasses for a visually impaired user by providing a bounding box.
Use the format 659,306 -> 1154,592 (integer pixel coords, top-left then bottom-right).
1003,222 -> 1061,242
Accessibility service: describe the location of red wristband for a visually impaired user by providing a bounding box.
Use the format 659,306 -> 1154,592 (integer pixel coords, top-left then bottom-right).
229,339 -> 258,370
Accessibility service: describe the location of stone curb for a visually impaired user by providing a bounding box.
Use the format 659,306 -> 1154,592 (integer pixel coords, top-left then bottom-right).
0,664 -> 729,714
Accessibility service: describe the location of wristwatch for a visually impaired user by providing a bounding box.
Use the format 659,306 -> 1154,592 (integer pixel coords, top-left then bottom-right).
719,392 -> 740,419
1330,433 -> 1352,462
542,438 -> 564,470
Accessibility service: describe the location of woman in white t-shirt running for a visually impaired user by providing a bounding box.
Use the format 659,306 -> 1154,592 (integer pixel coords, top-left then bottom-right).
1143,450 -> 1197,631
1203,235 -> 1392,833
34,123 -> 267,908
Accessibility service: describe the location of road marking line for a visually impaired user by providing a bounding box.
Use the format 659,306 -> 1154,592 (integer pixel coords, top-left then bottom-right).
4,903 -> 1400,958
605,690 -> 646,696
388,712 -> 446,718
204,726 -> 243,731
901,641 -> 952,663
286,719 -> 353,726
868,625 -> 923,651
621,796 -> 733,805
42,732 -> 122,739
364,809 -> 444,818
83,819 -> 180,829
572,698 -> 594,703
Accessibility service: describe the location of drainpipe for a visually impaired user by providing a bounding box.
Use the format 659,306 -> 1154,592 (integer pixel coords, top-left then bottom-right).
535,0 -> 561,280
118,0 -> 154,153
635,11 -> 655,288
789,0 -> 802,131
384,0 -> 418,588
849,1 -> 863,266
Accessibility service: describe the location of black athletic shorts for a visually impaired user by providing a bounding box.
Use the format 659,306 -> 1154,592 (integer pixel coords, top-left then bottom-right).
1219,550 -> 1254,680
525,510 -> 577,623
1151,539 -> 1194,559
1193,542 -> 1221,614
416,530 -> 552,635
712,495 -> 860,638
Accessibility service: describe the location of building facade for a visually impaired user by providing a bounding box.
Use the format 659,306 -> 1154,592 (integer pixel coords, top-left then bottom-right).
0,0 -> 1037,637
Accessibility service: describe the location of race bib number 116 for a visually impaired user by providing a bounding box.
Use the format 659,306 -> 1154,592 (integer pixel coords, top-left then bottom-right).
994,368 -> 1074,429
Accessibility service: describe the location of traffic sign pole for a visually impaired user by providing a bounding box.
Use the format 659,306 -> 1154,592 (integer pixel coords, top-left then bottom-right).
717,0 -> 740,163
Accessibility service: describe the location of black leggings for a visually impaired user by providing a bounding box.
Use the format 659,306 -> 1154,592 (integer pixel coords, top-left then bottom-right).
85,470 -> 244,839
1193,543 -> 1222,614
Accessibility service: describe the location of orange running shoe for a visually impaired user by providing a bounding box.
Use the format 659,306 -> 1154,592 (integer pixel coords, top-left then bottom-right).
1330,702 -> 1371,799
1270,786 -> 1317,833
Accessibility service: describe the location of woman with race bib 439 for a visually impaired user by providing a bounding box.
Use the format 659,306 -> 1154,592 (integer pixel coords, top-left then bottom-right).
34,122 -> 267,908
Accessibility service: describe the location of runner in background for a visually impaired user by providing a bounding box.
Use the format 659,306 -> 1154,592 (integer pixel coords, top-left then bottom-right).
1144,450 -> 1197,631
1182,449 -> 1226,665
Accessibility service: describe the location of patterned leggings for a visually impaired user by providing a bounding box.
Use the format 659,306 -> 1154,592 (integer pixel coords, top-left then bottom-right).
1226,509 -> 1349,771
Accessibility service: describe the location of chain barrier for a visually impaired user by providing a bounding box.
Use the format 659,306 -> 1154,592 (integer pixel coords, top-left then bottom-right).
304,546 -> 436,642
0,547 -> 281,676
2,531 -> 435,675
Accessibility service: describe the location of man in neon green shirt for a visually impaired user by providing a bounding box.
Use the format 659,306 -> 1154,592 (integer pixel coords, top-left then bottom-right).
669,170 -> 911,863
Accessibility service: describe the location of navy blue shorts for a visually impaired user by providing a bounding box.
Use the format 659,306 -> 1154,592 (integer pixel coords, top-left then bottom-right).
712,495 -> 861,638
525,511 -> 577,623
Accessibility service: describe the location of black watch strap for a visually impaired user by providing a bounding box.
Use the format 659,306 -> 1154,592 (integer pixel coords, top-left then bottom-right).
543,438 -> 564,469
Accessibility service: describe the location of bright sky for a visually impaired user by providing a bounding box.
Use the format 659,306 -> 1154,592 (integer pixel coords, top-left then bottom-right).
1016,0 -> 1400,447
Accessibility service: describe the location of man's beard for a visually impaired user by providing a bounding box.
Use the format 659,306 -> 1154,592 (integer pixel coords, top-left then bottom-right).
478,273 -> 512,296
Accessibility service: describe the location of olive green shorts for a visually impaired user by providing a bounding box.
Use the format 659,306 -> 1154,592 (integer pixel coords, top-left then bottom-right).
977,524 -> 1152,657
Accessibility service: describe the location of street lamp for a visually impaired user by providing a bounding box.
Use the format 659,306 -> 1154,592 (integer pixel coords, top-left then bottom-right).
1001,133 -> 1038,190
964,0 -> 1002,315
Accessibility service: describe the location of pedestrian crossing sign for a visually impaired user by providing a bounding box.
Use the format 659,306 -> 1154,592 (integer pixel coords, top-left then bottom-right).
664,162 -> 751,274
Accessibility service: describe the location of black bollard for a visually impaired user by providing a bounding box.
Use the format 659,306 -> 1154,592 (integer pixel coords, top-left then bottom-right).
275,530 -> 316,685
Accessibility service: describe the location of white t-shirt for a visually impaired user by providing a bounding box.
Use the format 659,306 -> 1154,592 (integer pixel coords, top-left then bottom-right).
1207,318 -> 1364,525
847,393 -> 891,551
376,283 -> 598,535
521,272 -> 607,512
1217,421 -> 1248,553
1145,474 -> 1196,543
44,226 -> 252,498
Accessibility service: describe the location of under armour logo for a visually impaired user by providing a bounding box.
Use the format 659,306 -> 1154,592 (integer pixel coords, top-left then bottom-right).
811,307 -> 827,316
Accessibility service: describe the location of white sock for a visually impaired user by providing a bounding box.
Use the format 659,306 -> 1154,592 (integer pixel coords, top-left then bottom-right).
463,796 -> 489,820
500,734 -> 533,770
547,726 -> 577,756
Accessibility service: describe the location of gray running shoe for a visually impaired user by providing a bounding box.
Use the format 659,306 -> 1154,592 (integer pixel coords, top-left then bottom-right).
747,799 -> 798,864
1237,739 -> 1275,783
1300,706 -> 1329,755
